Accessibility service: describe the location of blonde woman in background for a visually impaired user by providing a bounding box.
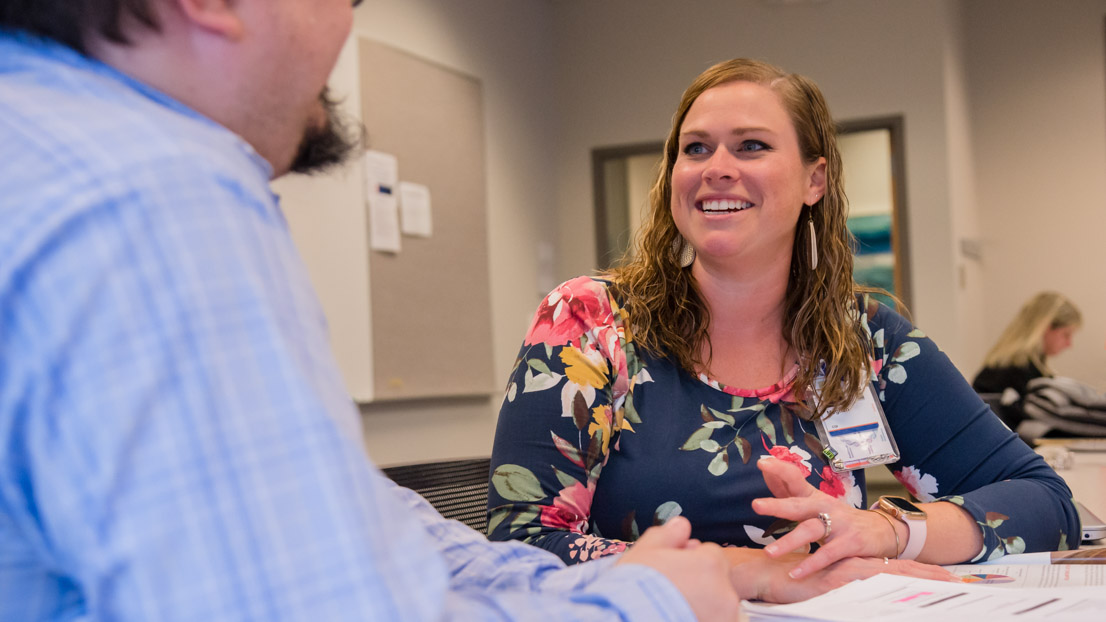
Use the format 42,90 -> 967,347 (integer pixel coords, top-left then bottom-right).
972,292 -> 1082,397
972,292 -> 1082,430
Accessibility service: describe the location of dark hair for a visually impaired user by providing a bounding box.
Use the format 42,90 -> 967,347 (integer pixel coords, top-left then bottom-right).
0,0 -> 160,55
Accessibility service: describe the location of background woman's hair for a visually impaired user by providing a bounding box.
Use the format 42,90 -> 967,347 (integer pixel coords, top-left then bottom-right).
982,291 -> 1082,375
607,57 -> 874,419
0,0 -> 160,55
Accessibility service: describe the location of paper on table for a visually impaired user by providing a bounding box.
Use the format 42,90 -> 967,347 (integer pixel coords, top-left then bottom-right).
742,573 -> 1106,621
944,562 -> 1106,587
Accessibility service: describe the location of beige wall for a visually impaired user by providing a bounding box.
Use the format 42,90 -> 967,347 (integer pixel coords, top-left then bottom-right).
962,0 -> 1106,387
284,0 -> 1106,467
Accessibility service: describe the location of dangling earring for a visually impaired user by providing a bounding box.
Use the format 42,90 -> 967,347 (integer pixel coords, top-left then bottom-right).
672,235 -> 696,268
807,215 -> 818,271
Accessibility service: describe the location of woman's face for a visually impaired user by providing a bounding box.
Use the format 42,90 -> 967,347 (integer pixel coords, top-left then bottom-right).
1043,324 -> 1077,357
670,81 -> 825,272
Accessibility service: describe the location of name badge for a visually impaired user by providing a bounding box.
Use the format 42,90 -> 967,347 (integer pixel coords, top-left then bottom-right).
813,381 -> 900,472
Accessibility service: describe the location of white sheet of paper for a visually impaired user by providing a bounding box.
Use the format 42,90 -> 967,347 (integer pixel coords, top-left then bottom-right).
944,562 -> 1106,588
398,181 -> 432,237
368,192 -> 401,253
363,150 -> 398,196
363,151 -> 401,253
742,573 -> 1106,621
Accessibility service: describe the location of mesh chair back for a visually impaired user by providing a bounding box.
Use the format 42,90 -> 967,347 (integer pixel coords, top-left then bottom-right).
381,457 -> 491,532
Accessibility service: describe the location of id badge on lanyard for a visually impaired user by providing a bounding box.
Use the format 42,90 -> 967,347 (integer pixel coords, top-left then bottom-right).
812,371 -> 900,472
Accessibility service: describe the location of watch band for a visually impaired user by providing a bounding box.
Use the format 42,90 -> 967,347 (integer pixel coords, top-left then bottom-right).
877,496 -> 927,561
897,512 -> 927,560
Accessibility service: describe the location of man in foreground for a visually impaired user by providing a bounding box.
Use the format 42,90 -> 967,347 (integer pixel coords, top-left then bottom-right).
0,0 -> 740,619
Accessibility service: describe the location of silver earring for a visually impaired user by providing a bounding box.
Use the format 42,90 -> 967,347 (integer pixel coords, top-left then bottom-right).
672,235 -> 696,268
807,216 -> 818,271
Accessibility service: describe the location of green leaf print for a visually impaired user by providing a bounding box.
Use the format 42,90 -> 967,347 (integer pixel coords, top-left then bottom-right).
707,406 -> 735,425
737,437 -> 752,464
523,368 -> 563,393
654,501 -> 683,525
1004,536 -> 1026,555
492,465 -> 546,502
891,342 -> 920,363
756,412 -> 776,445
703,421 -> 727,429
907,329 -> 927,338
708,450 -> 730,476
552,466 -> 580,491
700,439 -> 721,452
872,328 -> 885,350
780,406 -> 795,444
1058,532 -> 1070,551
527,358 -> 552,375
624,393 -> 642,424
886,364 -> 907,384
486,508 -> 507,536
701,405 -> 715,423
680,426 -> 714,451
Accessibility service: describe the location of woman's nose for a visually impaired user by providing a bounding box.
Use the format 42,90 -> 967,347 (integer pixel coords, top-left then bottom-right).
703,150 -> 739,183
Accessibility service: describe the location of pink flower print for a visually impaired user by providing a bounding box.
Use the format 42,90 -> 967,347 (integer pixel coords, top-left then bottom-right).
892,466 -> 939,502
764,445 -> 813,478
567,534 -> 627,562
817,465 -> 846,498
524,277 -> 614,347
539,480 -> 596,533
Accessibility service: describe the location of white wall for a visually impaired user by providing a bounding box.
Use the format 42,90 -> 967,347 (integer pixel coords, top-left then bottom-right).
963,0 -> 1106,387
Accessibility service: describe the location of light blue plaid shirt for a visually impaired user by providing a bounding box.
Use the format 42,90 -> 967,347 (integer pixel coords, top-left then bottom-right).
0,33 -> 694,621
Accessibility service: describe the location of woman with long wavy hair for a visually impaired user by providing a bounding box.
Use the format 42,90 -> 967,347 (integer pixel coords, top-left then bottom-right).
487,58 -> 1078,603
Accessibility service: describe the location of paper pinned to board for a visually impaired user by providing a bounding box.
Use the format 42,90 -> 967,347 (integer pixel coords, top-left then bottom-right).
363,150 -> 401,253
398,181 -> 432,237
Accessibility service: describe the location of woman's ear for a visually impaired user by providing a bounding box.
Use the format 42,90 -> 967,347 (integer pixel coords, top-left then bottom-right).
805,157 -> 827,205
174,0 -> 245,41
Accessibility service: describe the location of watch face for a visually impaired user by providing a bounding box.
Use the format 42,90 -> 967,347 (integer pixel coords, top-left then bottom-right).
881,496 -> 925,518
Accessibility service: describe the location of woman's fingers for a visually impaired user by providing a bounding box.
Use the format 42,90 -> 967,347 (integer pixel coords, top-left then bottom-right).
757,458 -> 818,499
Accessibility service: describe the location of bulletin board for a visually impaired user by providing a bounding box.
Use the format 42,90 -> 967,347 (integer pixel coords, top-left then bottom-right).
358,39 -> 495,401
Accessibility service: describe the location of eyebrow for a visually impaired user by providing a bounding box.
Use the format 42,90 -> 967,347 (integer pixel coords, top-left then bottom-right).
679,127 -> 774,139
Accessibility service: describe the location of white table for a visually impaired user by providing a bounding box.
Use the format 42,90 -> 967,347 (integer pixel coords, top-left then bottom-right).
1034,439 -> 1106,519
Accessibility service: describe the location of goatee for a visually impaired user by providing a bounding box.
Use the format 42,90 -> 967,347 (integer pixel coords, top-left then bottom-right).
289,87 -> 364,175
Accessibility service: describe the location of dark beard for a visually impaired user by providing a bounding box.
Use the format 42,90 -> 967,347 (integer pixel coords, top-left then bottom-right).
289,88 -> 364,175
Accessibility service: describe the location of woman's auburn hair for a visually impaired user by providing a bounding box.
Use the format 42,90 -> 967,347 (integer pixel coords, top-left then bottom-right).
607,58 -> 874,419
982,291 -> 1081,376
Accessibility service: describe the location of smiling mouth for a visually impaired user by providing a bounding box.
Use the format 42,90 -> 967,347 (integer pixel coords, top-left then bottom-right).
698,199 -> 753,213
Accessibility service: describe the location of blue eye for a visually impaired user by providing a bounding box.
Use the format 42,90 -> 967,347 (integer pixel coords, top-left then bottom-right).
682,142 -> 709,156
737,140 -> 768,153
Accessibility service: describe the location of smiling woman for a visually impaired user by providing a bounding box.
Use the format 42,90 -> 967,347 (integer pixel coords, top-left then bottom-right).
488,57 -> 1080,604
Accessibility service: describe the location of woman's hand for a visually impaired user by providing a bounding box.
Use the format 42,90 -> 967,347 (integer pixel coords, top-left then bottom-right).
751,457 -> 904,578
725,547 -> 960,604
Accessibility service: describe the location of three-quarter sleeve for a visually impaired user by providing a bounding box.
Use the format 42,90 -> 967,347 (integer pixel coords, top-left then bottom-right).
865,297 -> 1081,560
487,277 -> 637,563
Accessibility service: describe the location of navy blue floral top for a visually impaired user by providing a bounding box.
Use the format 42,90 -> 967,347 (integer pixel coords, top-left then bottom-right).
487,277 -> 1079,564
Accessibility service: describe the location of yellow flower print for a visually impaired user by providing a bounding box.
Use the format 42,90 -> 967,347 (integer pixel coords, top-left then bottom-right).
588,406 -> 612,453
561,345 -> 609,389
589,405 -> 634,455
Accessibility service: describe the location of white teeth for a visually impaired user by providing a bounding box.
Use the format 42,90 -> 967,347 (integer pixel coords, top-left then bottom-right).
700,199 -> 753,212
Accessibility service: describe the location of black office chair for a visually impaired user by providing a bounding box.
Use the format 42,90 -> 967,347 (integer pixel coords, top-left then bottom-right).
381,457 -> 491,532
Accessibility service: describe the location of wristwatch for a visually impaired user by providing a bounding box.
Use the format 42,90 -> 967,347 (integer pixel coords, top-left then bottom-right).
877,496 -> 927,560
